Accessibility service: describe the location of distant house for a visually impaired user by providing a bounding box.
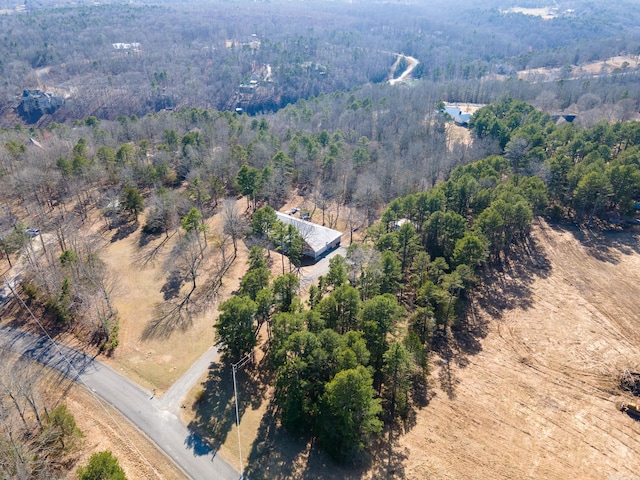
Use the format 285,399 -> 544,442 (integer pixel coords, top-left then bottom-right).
441,103 -> 481,128
391,218 -> 414,230
454,113 -> 472,127
112,42 -> 141,51
444,106 -> 462,117
552,114 -> 577,124
17,90 -> 63,123
276,212 -> 342,261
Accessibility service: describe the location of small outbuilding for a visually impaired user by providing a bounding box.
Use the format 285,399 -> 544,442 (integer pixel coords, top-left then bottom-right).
391,218 -> 414,230
276,212 -> 342,261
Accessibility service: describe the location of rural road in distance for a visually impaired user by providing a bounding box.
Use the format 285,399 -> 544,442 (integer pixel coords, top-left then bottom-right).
0,324 -> 239,480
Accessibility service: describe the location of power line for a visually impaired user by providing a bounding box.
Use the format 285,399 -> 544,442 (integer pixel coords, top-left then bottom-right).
2,273 -> 163,480
232,350 -> 253,480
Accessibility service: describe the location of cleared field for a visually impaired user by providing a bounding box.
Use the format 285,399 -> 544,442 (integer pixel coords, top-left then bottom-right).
401,219 -> 640,479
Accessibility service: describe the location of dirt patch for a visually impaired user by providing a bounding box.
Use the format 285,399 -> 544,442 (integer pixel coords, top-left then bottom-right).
446,123 -> 472,150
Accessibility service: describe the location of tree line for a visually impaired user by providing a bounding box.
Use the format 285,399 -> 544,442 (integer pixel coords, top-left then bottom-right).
0,91 -> 458,352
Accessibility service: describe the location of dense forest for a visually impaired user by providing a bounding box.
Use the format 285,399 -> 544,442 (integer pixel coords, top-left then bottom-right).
1,0 -> 640,122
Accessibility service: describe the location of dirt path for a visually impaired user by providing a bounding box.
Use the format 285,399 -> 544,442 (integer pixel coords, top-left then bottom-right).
400,220 -> 640,479
389,54 -> 419,85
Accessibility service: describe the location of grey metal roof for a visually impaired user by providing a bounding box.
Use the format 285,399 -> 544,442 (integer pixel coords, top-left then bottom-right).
444,107 -> 462,117
276,212 -> 342,255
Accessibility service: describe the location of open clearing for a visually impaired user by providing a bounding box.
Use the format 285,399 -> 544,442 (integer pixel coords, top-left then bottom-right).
500,7 -> 559,20
100,199 -> 250,394
489,55 -> 640,85
400,219 -> 640,479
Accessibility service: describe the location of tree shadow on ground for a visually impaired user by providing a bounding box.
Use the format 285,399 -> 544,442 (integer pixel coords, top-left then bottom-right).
473,233 -> 550,322
245,399 -> 377,480
138,229 -> 161,248
367,431 -> 409,480
141,250 -> 232,340
548,220 -> 640,265
187,356 -> 270,456
451,298 -> 489,363
140,300 -> 195,340
135,231 -> 176,266
432,332 -> 459,400
160,271 -> 184,300
185,431 -> 216,456
110,219 -> 138,243
243,365 -> 406,480
408,369 -> 434,410
5,299 -> 74,342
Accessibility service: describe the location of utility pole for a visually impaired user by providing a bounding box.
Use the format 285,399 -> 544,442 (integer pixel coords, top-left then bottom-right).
232,351 -> 254,480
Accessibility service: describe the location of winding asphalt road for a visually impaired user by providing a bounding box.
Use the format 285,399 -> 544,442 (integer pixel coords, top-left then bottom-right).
0,235 -> 346,479
0,324 -> 239,480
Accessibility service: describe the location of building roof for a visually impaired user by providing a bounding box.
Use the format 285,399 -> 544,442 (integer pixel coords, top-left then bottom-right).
276,212 -> 342,255
444,107 -> 462,117
454,113 -> 472,125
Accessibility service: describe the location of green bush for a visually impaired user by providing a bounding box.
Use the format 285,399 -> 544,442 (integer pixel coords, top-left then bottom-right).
77,451 -> 127,480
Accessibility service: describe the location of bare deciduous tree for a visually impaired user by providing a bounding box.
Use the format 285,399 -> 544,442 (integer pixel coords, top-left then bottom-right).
222,198 -> 246,258
0,354 -> 81,480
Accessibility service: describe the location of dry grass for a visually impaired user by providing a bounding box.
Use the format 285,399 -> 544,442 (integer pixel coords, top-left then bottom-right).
67,384 -> 188,479
398,220 -> 640,479
100,199 -> 250,393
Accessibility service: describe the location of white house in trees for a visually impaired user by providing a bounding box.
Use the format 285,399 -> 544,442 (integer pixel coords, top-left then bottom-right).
276,212 -> 342,261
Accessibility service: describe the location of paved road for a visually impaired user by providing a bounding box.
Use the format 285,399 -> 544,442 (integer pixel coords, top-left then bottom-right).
161,344 -> 221,413
299,245 -> 348,288
0,324 -> 239,480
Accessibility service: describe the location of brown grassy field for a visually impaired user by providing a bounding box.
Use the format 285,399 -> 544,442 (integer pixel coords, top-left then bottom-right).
100,199 -> 251,394
503,55 -> 640,84
399,219 -> 640,479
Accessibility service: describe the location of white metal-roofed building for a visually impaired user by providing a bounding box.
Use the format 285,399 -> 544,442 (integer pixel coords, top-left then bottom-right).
276,212 -> 342,260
